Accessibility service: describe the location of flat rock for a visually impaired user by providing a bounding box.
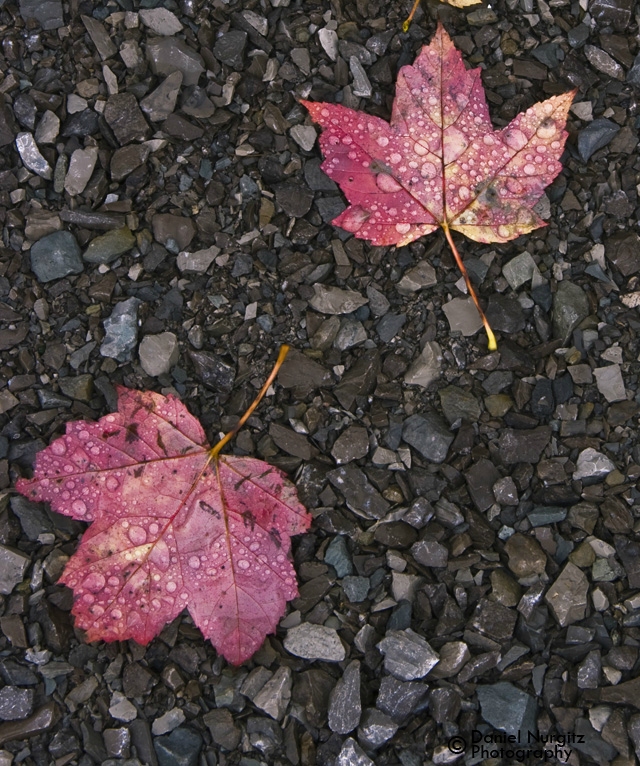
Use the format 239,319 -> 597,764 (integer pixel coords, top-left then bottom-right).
20,0 -> 63,29
357,708 -> 398,749
64,146 -> 98,196
377,629 -> 439,680
477,682 -> 537,737
139,8 -> 182,35
573,447 -> 615,481
284,623 -> 345,662
140,71 -> 183,122
404,342 -> 442,387
213,30 -> 247,69
30,231 -> 83,283
188,351 -> 235,392
15,133 -> 52,179
328,660 -> 361,733
152,214 -> 195,251
376,675 -> 429,723
100,297 -> 140,362
328,465 -> 390,519
498,426 -> 551,463
0,546 -> 29,595
331,426 -> 369,464
439,386 -> 481,423
147,37 -> 204,87
252,666 -> 291,721
110,144 -> 150,182
152,708 -> 185,736
154,727 -> 201,766
83,227 -> 135,264
443,297 -> 483,336
139,333 -> 179,377
505,533 -> 547,577
593,365 -> 626,402
402,413 -> 453,463
104,93 -> 150,145
202,708 -> 240,751
553,281 -> 589,341
578,118 -> 620,161
81,15 -> 116,59
336,737 -> 374,766
546,562 -> 589,626
396,261 -> 437,293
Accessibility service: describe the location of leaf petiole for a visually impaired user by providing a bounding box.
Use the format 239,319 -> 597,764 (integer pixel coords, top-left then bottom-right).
402,0 -> 421,32
442,223 -> 497,352
209,345 -> 291,459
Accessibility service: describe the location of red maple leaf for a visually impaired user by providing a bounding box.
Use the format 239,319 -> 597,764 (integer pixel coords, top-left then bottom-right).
16,349 -> 310,665
302,23 -> 575,349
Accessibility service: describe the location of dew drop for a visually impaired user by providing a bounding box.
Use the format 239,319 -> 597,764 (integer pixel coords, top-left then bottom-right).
71,499 -> 87,516
395,222 -> 411,234
149,539 -> 171,571
498,225 -> 511,239
249,542 -> 260,552
420,162 -> 437,179
84,572 -> 106,593
188,556 -> 200,569
51,440 -> 67,456
376,135 -> 389,147
524,163 -> 536,176
237,559 -> 250,570
389,153 -> 402,164
128,526 -> 147,546
108,576 -> 119,587
375,173 -> 402,193
91,605 -> 105,617
149,523 -> 159,535
166,581 -> 177,593
504,129 -> 528,151
111,609 -> 122,619
78,430 -> 90,441
82,593 -> 95,604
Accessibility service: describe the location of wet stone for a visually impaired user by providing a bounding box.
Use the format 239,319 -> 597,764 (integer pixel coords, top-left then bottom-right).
530,378 -> 554,418
101,297 -> 140,362
64,146 -> 98,196
465,458 -> 500,511
30,231 -> 83,283
147,37 -> 204,87
396,262 -> 437,293
139,333 -> 179,377
585,45 -> 624,79
403,413 -> 453,463
139,8 -> 182,35
14,94 -> 37,130
152,708 -> 185,736
152,214 -> 195,251
83,227 -> 135,264
141,71 -> 183,122
0,687 -> 34,720
154,727 -> 202,766
505,534 -> 547,577
471,598 -> 517,641
109,692 -> 137,723
181,86 -> 215,119
328,465 -> 390,519
377,629 -> 439,681
578,118 -> 620,162
342,576 -> 370,602
104,728 -> 130,758
503,252 -> 537,289
188,350 -> 235,392
357,709 -> 398,749
499,426 -> 551,463
15,133 -> 52,179
577,650 -> 601,689
202,708 -> 241,751
605,232 -> 640,276
573,448 -> 615,482
213,30 -> 247,69
404,341 -> 442,387
411,539 -> 448,568
477,682 -> 537,737
253,666 -> 291,721
493,476 -> 518,505
81,14 -> 116,59
104,94 -> 150,145
439,385 -> 481,423
546,562 -> 588,626
553,281 -> 589,341
376,313 -> 406,342
593,365 -> 626,402
325,536 -> 353,578
0,702 -> 59,746
0,545 -> 29,595
328,660 -> 361,734
284,623 -> 345,662
442,297 -> 483,336
336,737 -> 374,766
19,0 -> 63,29
485,294 -> 525,334
331,426 -> 369,464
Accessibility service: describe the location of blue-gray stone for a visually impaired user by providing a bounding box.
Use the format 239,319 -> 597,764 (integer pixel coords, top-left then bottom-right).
19,0 -> 63,29
629,53 -> 640,89
101,297 -> 140,362
342,576 -> 369,603
477,681 -> 537,737
578,118 -> 620,162
154,727 -> 202,766
402,413 -> 453,463
30,231 -> 83,283
552,281 -> 589,341
528,506 -> 568,526
325,536 -> 353,578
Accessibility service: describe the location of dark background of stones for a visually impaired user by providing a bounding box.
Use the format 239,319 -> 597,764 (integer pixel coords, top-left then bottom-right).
0,0 -> 639,764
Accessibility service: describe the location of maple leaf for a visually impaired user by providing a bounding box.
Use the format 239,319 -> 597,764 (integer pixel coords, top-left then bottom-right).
16,348 -> 311,666
302,23 -> 575,349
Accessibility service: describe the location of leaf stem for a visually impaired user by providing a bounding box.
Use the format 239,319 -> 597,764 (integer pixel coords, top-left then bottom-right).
209,345 -> 291,459
442,223 -> 497,351
402,0 -> 420,31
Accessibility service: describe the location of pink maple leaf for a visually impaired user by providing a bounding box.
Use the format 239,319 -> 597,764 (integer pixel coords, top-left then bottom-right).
17,385 -> 311,665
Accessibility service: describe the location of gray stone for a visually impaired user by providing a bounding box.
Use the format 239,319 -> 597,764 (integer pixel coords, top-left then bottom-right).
81,15 -> 117,59
328,660 -> 361,734
442,296 -> 483,336
377,629 -> 439,681
503,252 -> 537,289
177,245 -> 219,274
573,718 -> 617,763
404,342 -> 442,387
553,281 -> 589,340
578,118 -> 620,162
101,297 -> 140,362
593,365 -> 626,402
181,86 -> 215,119
573,448 -> 615,481
146,37 -> 204,87
366,285 -> 390,316
527,506 -> 567,527
324,536 -> 353,578
30,231 -> 83,283
213,30 -> 247,69
439,386 -> 481,423
376,313 -> 406,343
335,319 -> 367,350
188,351 -> 235,392
110,144 -> 151,182
64,146 -> 98,196
140,71 -> 183,122
328,465 -> 390,519
154,727 -> 202,766
103,727 -> 130,758
350,56 -> 372,97
104,93 -> 149,145
336,738 -> 374,766
342,576 -> 370,602
376,675 -> 428,723
35,111 -> 60,144
202,708 -> 240,751
477,681 -> 537,737
152,708 -> 185,736
485,294 -> 525,333
357,708 -> 398,749
19,0 -> 62,27
0,687 -> 33,720
331,426 -> 369,464
83,227 -> 135,264
289,125 -> 316,151
15,133 -> 52,179
152,213 -> 195,251
139,333 -> 179,377
275,182 -> 314,217
402,413 -> 453,463
411,539 -> 448,568
109,692 -> 137,723
584,46 -> 624,79
252,666 -> 291,721
139,8 -> 182,35
498,426 -> 551,464
396,261 -> 437,293
284,624 -> 345,662
545,562 -> 589,627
